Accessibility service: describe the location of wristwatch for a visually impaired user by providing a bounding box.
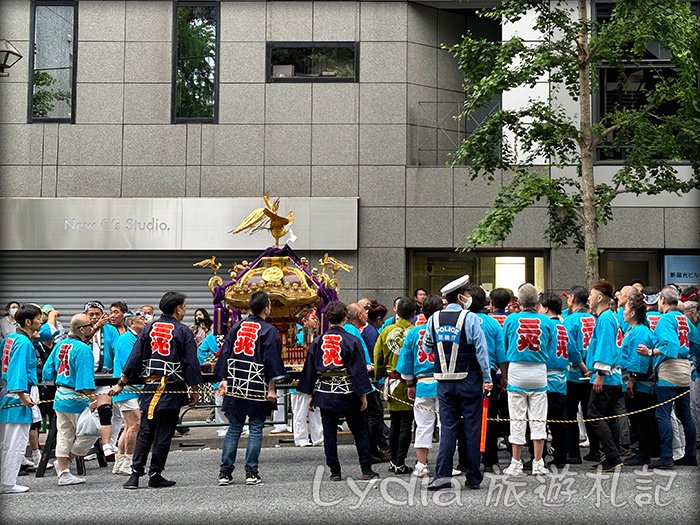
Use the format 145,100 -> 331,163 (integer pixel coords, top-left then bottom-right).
648,348 -> 653,357
117,379 -> 127,387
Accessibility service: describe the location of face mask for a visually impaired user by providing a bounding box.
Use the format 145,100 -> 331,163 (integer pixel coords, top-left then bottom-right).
144,314 -> 153,322
459,295 -> 472,311
9,307 -> 18,317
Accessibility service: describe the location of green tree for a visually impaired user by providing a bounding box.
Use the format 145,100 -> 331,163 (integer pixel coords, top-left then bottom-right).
32,70 -> 71,119
450,0 -> 700,286
176,7 -> 216,119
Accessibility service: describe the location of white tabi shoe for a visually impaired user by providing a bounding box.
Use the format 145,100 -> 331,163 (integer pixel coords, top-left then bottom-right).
58,471 -> 86,486
532,459 -> 549,476
112,454 -> 125,474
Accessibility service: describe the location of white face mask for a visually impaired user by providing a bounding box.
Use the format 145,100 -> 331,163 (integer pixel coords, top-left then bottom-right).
144,314 -> 153,322
9,307 -> 18,317
459,295 -> 472,311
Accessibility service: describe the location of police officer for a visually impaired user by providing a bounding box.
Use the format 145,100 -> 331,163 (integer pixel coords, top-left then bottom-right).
425,275 -> 492,491
111,291 -> 202,489
297,300 -> 379,482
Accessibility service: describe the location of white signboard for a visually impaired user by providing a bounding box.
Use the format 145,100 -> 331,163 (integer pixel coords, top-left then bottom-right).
0,197 -> 358,251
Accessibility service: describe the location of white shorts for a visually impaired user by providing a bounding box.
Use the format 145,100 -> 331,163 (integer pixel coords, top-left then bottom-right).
413,396 -> 439,449
115,398 -> 140,413
508,390 -> 548,445
94,386 -> 111,396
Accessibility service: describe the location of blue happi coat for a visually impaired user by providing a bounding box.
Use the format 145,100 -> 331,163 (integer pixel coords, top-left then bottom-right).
396,324 -> 437,398
0,331 -> 38,424
588,309 -> 623,387
43,337 -> 95,413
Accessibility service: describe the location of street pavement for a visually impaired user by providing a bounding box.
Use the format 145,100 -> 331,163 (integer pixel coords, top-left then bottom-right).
3,443 -> 698,525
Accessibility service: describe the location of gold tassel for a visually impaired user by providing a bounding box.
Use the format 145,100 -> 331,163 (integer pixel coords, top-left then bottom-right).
147,376 -> 168,420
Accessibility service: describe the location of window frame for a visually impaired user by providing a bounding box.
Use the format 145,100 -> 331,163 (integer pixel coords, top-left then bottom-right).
27,0 -> 79,124
171,0 -> 220,124
592,1 -> 699,164
266,41 -> 360,83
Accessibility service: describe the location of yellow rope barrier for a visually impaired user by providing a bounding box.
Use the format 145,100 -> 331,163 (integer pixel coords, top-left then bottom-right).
1,383 -> 692,424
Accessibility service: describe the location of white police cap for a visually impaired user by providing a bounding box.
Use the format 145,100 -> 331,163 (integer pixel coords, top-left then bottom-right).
440,274 -> 470,296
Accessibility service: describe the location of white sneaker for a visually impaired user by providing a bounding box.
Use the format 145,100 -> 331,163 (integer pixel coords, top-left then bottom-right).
21,456 -> 35,468
1,484 -> 29,494
413,462 -> 429,478
532,459 -> 549,476
503,458 -> 525,477
270,425 -> 288,434
451,468 -> 462,476
58,471 -> 86,486
84,453 -> 97,461
102,443 -> 115,459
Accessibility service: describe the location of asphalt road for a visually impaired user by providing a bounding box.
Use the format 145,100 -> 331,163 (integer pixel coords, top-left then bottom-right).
3,446 -> 698,525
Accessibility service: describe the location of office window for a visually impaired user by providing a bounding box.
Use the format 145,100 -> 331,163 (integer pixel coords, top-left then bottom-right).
29,1 -> 77,122
594,2 -> 699,161
267,43 -> 358,82
174,2 -> 219,122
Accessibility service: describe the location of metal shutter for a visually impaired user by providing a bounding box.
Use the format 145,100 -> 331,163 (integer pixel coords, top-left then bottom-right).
0,250 -> 258,323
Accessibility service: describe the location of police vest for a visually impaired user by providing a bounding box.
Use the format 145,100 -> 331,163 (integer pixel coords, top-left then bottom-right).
433,310 -> 479,380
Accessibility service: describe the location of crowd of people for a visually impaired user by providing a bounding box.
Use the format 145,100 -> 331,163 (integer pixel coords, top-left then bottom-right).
0,277 -> 698,494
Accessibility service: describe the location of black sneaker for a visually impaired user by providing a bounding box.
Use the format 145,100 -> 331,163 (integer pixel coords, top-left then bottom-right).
583,451 -> 602,462
483,464 -> 495,473
546,460 -> 567,469
123,474 -> 140,489
218,472 -> 233,486
245,472 -> 262,485
649,458 -> 675,470
371,451 -> 391,463
590,457 -> 623,472
623,455 -> 650,466
674,455 -> 698,467
361,471 -> 379,481
393,464 -> 413,475
148,474 -> 176,488
387,461 -> 397,473
329,473 -> 342,482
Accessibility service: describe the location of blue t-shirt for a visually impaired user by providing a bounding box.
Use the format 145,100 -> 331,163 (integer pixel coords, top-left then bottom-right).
503,311 -> 552,365
0,332 -> 38,424
563,310 -> 596,382
396,324 -> 437,398
546,317 -> 570,395
654,310 -> 692,387
476,312 -> 505,372
588,309 -> 623,387
43,337 -> 95,413
343,323 -> 371,365
112,330 -> 141,402
621,324 -> 655,394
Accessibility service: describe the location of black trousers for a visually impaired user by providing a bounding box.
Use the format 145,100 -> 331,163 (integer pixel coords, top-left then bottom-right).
321,407 -> 373,476
365,390 -> 388,454
565,380 -> 600,458
131,408 -> 180,477
626,391 -> 659,459
388,410 -> 414,466
482,371 -> 503,467
587,385 -> 623,462
547,392 -> 567,463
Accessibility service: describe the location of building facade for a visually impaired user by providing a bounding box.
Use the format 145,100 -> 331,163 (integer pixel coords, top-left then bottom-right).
0,0 -> 698,316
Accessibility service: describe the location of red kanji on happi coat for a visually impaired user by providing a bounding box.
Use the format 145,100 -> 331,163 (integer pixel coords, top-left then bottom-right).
581,317 -> 595,349
57,343 -> 72,377
416,329 -> 434,363
555,324 -> 569,359
321,334 -> 343,366
677,316 -> 690,348
516,318 -> 542,352
1,339 -> 12,374
151,322 -> 175,356
234,321 -> 261,357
